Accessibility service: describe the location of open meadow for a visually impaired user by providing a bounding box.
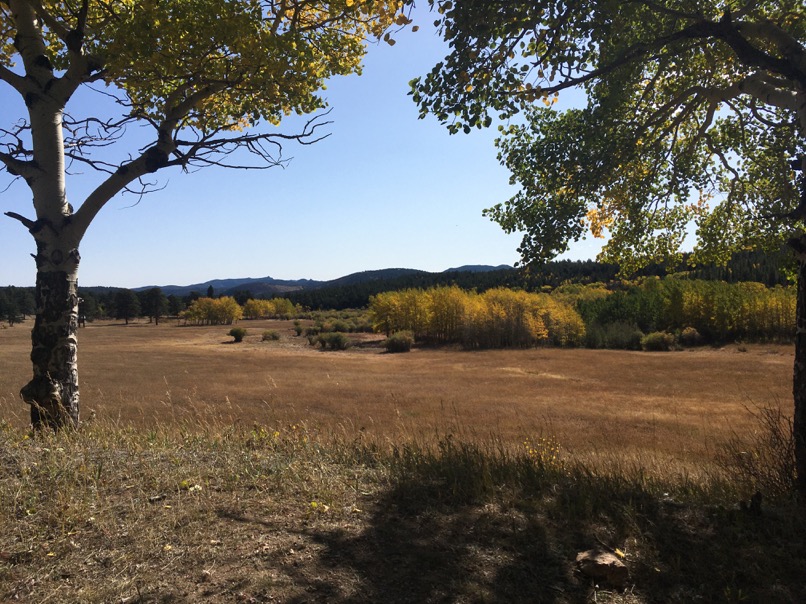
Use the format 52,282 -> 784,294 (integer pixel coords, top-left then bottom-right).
0,317 -> 793,471
2,319 -> 804,603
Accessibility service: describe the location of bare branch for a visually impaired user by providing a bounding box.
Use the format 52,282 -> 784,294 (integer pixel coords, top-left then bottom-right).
0,64 -> 28,94
4,211 -> 36,230
171,111 -> 333,170
0,150 -> 39,180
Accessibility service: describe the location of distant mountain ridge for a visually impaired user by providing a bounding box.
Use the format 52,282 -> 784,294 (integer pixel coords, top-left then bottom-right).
137,276 -> 322,298
132,265 -> 512,297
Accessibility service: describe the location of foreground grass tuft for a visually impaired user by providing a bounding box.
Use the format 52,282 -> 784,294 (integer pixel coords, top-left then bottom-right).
1,418 -> 804,603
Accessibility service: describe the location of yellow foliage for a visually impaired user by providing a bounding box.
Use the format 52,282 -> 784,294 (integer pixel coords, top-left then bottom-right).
182,296 -> 242,325
370,285 -> 584,348
586,206 -> 614,239
4,1 -> 406,131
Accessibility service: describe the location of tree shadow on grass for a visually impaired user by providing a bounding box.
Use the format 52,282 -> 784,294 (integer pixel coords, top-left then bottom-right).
290,484 -> 574,603
271,456 -> 806,604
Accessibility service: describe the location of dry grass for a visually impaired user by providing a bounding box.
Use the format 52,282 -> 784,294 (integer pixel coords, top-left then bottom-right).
1,319 -> 803,603
0,318 -> 793,474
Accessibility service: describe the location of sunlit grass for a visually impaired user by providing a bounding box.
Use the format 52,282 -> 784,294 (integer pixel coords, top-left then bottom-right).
1,319 -> 803,601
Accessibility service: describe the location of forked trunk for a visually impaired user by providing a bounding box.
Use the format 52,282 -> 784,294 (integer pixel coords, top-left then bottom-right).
22,238 -> 81,430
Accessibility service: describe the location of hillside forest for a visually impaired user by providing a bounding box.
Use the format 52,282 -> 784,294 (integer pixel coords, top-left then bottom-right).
1,253 -> 794,350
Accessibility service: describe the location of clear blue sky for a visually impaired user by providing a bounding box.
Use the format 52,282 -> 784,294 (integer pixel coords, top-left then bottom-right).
0,9 -> 601,289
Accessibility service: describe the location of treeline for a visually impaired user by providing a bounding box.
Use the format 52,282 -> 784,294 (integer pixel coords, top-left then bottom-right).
285,267 -> 532,311
74,287 -> 186,325
0,249 -> 792,329
0,286 -> 35,325
182,297 -> 243,325
285,250 -> 791,311
568,278 -> 794,346
181,296 -> 303,325
369,277 -> 795,350
370,286 -> 586,348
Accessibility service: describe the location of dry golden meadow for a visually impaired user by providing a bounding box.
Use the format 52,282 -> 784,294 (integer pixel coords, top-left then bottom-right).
1,318 -> 804,603
0,318 -> 794,466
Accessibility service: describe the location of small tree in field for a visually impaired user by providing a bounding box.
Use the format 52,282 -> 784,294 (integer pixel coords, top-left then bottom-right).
0,0 -> 407,429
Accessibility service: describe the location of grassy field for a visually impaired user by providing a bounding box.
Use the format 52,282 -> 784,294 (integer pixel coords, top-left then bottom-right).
1,319 -> 803,603
0,318 -> 794,468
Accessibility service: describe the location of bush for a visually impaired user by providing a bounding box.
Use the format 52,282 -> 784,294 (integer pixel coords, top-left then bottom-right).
384,331 -> 414,353
678,326 -> 703,347
330,319 -> 351,333
641,331 -> 675,351
317,332 -> 350,350
586,322 -> 643,350
229,327 -> 247,343
293,320 -> 303,336
605,322 -> 644,350
262,330 -> 280,341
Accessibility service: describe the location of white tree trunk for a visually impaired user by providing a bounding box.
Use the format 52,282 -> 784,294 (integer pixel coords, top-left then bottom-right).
23,230 -> 81,429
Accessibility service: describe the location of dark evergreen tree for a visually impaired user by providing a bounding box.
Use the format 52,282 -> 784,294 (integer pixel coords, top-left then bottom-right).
9,287 -> 36,318
140,288 -> 169,325
167,295 -> 185,317
77,291 -> 100,324
233,290 -> 253,306
113,289 -> 141,325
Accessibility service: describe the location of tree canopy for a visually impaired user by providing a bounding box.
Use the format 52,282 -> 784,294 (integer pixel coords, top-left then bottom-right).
1,0 -> 407,241
412,0 -> 805,273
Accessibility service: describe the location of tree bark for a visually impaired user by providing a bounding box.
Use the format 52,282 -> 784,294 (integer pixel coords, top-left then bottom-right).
22,236 -> 81,430
794,239 -> 806,501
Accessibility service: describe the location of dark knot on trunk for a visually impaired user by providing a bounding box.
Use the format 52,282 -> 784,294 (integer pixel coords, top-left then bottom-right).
144,146 -> 170,173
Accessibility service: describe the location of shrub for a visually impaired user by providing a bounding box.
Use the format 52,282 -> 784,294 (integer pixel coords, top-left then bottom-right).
384,331 -> 414,353
351,318 -> 374,333
584,323 -> 606,349
641,331 -> 675,351
293,320 -> 303,336
262,330 -> 280,341
606,322 -> 644,350
229,327 -> 247,343
585,322 -> 643,350
330,319 -> 351,333
679,326 -> 703,347
317,332 -> 350,350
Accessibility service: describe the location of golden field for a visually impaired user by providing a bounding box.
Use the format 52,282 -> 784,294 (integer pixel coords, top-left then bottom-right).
2,318 -> 804,604
0,318 -> 792,470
